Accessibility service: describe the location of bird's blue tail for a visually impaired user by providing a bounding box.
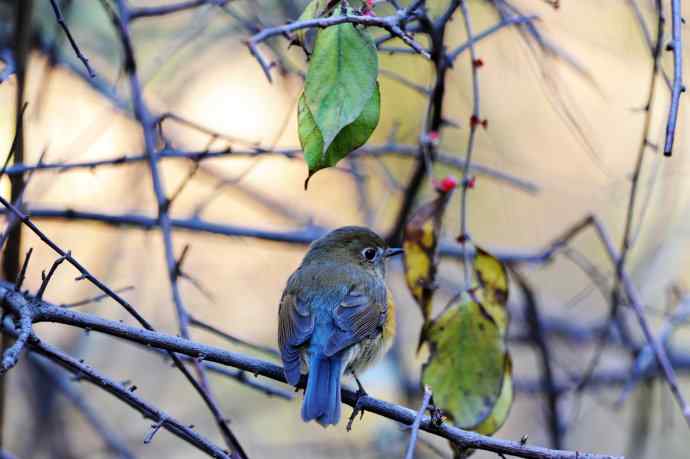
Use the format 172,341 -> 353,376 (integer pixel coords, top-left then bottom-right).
302,352 -> 342,426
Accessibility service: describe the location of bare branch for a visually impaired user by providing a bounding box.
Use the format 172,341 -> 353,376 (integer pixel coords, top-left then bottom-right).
663,0 -> 685,156
404,385 -> 433,459
129,0 -> 230,21
28,354 -> 136,459
49,0 -> 96,78
248,10 -> 430,82
0,291 -> 31,373
110,1 -> 247,454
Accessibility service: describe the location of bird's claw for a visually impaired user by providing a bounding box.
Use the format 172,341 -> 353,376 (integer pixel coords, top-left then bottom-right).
346,392 -> 367,432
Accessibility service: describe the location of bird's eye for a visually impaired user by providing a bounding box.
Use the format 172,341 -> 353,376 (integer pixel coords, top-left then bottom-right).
362,247 -> 377,261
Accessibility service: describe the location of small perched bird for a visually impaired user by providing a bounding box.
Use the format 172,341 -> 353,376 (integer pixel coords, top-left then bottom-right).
278,226 -> 402,426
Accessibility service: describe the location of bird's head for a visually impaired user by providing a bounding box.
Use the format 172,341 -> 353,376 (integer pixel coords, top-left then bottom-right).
303,226 -> 403,277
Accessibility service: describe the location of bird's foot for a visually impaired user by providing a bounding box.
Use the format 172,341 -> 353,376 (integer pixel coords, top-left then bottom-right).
346,373 -> 368,432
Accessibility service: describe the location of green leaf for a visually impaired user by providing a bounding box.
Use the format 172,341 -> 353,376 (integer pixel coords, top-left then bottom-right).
473,355 -> 513,435
451,356 -> 513,459
422,300 -> 506,429
304,19 -> 378,152
299,83 -> 380,187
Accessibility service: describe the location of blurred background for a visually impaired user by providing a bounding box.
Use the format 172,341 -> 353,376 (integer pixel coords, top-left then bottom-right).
0,0 -> 689,458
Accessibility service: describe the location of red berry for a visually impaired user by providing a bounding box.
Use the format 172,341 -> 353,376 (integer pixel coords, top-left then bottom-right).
434,175 -> 458,193
473,58 -> 484,68
470,115 -> 488,129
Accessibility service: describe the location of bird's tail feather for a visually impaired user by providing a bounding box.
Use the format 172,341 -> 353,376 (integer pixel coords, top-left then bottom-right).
302,353 -> 342,426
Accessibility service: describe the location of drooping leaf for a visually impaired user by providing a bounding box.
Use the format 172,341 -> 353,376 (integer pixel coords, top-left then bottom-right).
402,189 -> 453,340
473,247 -> 509,334
299,83 -> 380,187
422,300 -> 506,429
304,18 -> 378,152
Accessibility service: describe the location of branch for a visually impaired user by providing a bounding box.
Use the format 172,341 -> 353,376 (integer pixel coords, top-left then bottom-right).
49,0 -> 96,78
8,287 -> 622,459
111,1 -> 246,455
1,143 -> 539,193
663,0 -> 684,156
513,214 -> 690,427
387,1 -> 460,246
512,270 -> 563,448
403,385 -> 433,459
28,354 -> 136,459
447,12 -> 537,62
4,326 -> 230,458
248,10 -> 430,82
0,289 -> 31,373
129,0 -> 230,20
458,0 -> 481,288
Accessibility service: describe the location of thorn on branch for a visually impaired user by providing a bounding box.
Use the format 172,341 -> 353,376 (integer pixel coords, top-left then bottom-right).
36,253 -> 69,300
469,115 -> 488,129
14,247 -> 33,292
144,417 -> 166,444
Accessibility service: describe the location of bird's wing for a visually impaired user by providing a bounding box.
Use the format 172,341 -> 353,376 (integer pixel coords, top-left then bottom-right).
278,289 -> 314,386
324,283 -> 387,357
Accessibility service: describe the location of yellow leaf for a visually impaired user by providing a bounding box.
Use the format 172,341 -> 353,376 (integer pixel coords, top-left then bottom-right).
403,192 -> 452,326
473,246 -> 509,335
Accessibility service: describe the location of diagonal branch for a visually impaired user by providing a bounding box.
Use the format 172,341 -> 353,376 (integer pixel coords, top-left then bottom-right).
110,1 -> 247,455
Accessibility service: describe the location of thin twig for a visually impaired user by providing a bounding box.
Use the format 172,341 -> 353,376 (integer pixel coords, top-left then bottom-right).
1,143 -> 539,193
404,385 -> 432,459
35,254 -> 68,300
189,315 -> 279,358
49,0 -> 96,78
248,10 -> 430,82
62,286 -> 135,308
663,0 -> 684,156
458,0 -> 481,288
129,0 -> 229,20
14,248 -> 33,292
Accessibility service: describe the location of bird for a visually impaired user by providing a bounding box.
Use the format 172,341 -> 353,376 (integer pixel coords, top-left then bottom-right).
277,226 -> 402,426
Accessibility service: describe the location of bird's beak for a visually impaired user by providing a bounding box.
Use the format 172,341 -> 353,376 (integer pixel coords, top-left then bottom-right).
384,247 -> 404,258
